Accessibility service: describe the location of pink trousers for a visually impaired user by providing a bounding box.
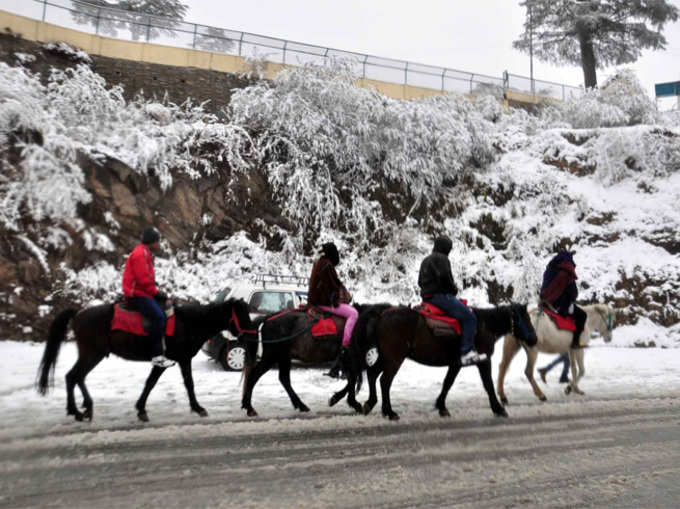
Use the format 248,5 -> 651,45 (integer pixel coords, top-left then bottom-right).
317,303 -> 358,346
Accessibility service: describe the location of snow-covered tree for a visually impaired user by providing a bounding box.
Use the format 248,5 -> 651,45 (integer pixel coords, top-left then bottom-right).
70,0 -> 189,41
194,26 -> 235,53
514,0 -> 679,88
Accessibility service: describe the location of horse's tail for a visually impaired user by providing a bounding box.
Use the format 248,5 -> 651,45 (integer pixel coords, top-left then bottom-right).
241,332 -> 259,398
349,303 -> 392,386
37,308 -> 78,395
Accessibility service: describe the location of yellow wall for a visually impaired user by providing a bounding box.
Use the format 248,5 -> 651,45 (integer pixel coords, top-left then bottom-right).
0,9 -> 546,105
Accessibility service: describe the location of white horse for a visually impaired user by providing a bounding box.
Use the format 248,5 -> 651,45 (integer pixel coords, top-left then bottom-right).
497,303 -> 614,404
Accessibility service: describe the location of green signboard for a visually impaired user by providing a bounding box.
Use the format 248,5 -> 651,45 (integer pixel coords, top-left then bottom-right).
655,81 -> 680,98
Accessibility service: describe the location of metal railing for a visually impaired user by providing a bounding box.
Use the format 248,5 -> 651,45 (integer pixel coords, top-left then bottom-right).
4,0 -> 583,100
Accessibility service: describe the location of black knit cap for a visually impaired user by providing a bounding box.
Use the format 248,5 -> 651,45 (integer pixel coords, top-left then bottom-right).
321,242 -> 340,266
141,226 -> 160,245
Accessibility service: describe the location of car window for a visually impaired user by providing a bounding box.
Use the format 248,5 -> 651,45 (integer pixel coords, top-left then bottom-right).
215,287 -> 231,303
249,291 -> 294,314
295,291 -> 308,306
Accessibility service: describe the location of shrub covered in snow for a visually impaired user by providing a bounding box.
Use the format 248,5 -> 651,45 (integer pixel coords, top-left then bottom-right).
228,60 -> 497,246
544,69 -> 658,129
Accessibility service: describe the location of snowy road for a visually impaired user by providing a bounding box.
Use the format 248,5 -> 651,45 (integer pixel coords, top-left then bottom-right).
0,341 -> 679,508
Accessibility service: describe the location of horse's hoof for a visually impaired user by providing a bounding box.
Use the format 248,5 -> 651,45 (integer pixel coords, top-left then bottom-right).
298,404 -> 310,413
388,413 -> 400,421
247,409 -> 258,417
83,408 -> 93,421
328,394 -> 340,407
539,395 -> 548,402
438,408 -> 451,418
565,386 -> 573,395
495,410 -> 509,418
197,408 -> 208,417
137,411 -> 149,422
500,396 -> 508,406
349,401 -> 362,414
362,403 -> 372,415
73,412 -> 84,422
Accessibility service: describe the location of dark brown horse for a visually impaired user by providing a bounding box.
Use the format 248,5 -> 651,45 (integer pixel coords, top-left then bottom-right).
241,307 -> 363,417
37,298 -> 252,422
332,303 -> 537,420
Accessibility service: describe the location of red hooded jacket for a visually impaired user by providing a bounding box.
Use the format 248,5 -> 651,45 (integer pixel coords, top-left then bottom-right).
122,244 -> 158,298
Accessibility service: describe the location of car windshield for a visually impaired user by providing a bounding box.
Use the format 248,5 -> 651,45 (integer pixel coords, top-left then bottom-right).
249,291 -> 294,314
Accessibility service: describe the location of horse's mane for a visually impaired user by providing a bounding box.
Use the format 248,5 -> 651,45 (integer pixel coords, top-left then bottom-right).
175,298 -> 244,323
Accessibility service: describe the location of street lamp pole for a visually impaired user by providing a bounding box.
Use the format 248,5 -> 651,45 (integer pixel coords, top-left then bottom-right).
529,1 -> 534,96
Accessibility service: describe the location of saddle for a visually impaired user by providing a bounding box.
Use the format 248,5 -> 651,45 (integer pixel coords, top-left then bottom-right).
306,306 -> 346,341
111,300 -> 176,336
414,302 -> 462,337
263,305 -> 347,341
540,307 -> 576,331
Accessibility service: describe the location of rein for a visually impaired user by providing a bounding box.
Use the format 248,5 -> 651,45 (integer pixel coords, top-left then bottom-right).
229,308 -> 258,336
597,309 -> 614,332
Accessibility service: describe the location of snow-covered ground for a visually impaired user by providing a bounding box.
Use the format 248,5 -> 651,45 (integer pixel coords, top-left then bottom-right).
1,337 -> 677,443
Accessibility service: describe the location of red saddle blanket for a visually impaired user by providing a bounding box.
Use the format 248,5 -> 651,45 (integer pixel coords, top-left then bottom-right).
111,304 -> 176,336
415,302 -> 462,336
308,308 -> 346,340
264,305 -> 346,340
542,308 -> 576,331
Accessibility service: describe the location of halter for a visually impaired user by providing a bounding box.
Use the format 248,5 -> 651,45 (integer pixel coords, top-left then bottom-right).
596,309 -> 614,333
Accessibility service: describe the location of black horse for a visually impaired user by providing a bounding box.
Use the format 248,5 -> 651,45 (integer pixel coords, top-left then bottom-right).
331,303 -> 537,420
37,298 -> 252,422
241,306 -> 365,417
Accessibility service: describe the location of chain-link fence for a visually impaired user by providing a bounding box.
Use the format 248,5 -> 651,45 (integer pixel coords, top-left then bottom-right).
6,0 -> 583,100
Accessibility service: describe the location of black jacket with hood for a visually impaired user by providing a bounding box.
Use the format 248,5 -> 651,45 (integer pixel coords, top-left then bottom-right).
418,236 -> 459,297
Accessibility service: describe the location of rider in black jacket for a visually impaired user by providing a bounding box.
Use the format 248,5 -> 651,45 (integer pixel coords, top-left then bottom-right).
418,236 -> 486,366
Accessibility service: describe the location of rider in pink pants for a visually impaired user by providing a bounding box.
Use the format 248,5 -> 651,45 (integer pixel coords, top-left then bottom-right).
308,242 -> 357,348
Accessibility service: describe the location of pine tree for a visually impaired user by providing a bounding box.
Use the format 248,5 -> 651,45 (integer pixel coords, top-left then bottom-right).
70,0 -> 189,41
514,0 -> 679,89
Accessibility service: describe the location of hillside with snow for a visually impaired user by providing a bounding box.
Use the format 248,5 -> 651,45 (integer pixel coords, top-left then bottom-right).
0,42 -> 679,346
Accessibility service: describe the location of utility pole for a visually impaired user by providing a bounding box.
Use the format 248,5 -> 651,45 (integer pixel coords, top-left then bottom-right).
529,1 -> 534,96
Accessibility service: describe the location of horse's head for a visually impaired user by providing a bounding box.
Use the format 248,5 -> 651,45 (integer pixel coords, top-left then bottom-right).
224,298 -> 256,337
594,303 -> 615,343
512,303 -> 538,347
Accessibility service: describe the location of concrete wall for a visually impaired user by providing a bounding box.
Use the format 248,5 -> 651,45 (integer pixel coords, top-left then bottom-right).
0,9 -> 461,102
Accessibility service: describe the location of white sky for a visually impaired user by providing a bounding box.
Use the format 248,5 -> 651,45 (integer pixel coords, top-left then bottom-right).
2,0 -> 680,106
180,0 -> 680,105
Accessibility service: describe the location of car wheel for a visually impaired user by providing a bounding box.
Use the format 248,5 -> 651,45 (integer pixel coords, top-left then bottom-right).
220,341 -> 246,371
365,346 -> 379,367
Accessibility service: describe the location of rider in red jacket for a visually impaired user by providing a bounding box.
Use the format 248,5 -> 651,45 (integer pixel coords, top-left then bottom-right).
122,227 -> 174,369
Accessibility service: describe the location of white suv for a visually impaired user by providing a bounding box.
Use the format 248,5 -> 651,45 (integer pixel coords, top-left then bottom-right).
202,274 -> 308,370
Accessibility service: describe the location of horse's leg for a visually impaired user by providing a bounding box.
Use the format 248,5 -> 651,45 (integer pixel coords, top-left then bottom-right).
74,352 -> 104,421
380,357 -> 404,421
571,349 -> 586,395
434,364 -> 461,417
363,365 -> 381,415
277,355 -> 309,412
497,335 -> 520,405
241,355 -> 276,417
345,374 -> 362,414
328,383 -> 349,407
477,359 -> 508,417
565,349 -> 580,395
65,352 -> 103,422
179,360 -> 208,417
524,346 -> 547,402
135,365 -> 167,422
